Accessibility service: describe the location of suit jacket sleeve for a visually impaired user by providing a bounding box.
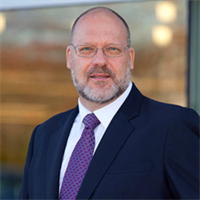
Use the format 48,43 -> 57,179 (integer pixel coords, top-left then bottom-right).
165,108 -> 199,199
19,125 -> 40,199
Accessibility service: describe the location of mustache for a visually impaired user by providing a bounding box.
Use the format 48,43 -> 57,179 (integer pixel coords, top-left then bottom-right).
86,66 -> 116,79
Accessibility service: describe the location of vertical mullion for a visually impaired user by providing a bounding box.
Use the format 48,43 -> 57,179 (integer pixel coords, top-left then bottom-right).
188,0 -> 200,114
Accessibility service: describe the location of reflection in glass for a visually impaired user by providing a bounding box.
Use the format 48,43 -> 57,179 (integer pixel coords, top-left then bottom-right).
156,1 -> 177,23
152,25 -> 173,46
0,0 -> 187,198
0,12 -> 6,33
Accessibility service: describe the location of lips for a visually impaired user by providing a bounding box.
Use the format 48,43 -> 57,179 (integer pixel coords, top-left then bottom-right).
86,66 -> 115,80
91,74 -> 110,79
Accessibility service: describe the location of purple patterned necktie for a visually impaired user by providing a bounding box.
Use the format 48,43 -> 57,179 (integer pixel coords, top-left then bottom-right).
60,113 -> 100,200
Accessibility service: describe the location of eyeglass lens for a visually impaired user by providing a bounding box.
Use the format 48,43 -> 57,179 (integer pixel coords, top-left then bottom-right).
75,45 -> 126,57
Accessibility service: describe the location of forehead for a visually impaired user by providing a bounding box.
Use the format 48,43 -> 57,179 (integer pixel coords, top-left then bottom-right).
72,9 -> 128,45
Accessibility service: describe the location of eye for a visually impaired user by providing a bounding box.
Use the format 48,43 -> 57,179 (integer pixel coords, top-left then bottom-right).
109,47 -> 119,51
79,46 -> 94,52
105,46 -> 122,52
104,46 -> 123,56
82,47 -> 91,51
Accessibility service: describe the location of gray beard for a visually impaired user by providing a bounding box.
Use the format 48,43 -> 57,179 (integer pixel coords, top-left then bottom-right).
70,64 -> 132,105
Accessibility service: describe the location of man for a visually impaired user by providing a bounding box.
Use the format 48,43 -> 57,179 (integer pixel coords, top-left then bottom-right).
20,7 -> 199,199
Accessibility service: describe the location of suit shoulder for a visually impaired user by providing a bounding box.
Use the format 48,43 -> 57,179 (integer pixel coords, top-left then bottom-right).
143,96 -> 193,111
34,107 -> 77,136
139,97 -> 199,140
28,107 -> 78,151
142,96 -> 199,120
42,108 -> 75,125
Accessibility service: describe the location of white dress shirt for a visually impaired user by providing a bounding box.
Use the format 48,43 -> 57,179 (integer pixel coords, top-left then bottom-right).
59,82 -> 132,191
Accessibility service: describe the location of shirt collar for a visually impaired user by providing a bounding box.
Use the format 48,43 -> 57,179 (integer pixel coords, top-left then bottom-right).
78,82 -> 132,129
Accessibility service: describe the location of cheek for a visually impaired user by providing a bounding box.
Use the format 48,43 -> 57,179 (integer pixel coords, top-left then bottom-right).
71,58 -> 82,73
71,62 -> 89,80
73,56 -> 92,70
110,59 -> 129,76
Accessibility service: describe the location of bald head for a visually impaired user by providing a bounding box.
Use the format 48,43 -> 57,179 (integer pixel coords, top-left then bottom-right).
70,7 -> 131,47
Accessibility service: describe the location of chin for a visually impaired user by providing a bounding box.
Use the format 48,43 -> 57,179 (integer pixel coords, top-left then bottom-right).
80,84 -> 122,105
90,80 -> 113,89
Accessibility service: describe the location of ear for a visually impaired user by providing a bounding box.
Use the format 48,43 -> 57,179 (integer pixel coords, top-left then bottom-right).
66,46 -> 71,69
129,47 -> 135,70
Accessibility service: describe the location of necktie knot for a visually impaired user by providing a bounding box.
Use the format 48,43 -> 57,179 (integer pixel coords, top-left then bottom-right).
83,113 -> 100,130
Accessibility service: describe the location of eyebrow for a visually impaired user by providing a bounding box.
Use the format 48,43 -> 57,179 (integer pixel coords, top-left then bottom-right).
73,43 -> 123,46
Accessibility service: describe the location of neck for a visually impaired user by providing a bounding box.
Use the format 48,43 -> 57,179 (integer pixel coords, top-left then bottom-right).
79,96 -> 117,112
79,82 -> 131,111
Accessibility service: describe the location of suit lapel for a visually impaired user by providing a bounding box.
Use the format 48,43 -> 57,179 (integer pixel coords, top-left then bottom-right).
76,83 -> 144,199
45,107 -> 78,199
76,112 -> 134,199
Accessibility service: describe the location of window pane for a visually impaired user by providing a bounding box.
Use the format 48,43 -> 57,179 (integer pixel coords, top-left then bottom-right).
0,0 -> 187,197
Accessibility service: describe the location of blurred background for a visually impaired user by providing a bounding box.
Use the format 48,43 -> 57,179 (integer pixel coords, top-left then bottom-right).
0,0 -> 199,199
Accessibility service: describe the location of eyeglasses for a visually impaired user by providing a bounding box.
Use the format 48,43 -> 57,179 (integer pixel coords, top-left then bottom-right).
71,44 -> 128,58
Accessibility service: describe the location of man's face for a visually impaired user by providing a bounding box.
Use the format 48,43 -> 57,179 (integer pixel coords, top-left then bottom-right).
67,10 -> 135,105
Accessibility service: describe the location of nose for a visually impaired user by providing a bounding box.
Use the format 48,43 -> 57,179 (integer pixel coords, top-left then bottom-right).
92,48 -> 108,66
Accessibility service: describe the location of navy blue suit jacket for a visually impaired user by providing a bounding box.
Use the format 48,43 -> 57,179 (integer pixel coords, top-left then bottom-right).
20,83 -> 199,199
